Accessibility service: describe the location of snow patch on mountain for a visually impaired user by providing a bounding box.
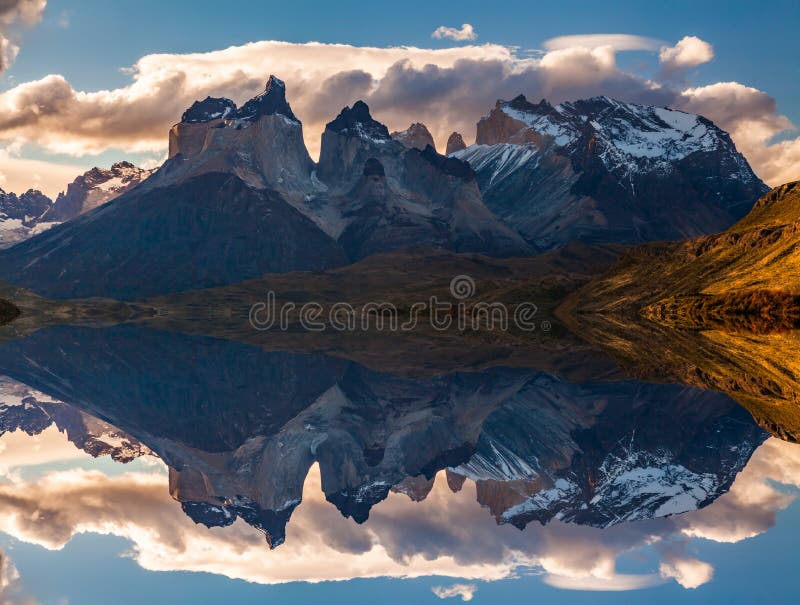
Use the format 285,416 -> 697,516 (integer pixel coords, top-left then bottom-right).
452,144 -> 539,186
450,438 -> 540,482
502,106 -> 579,147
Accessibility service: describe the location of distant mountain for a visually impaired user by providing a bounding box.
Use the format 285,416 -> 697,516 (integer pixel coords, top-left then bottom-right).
0,188 -> 54,249
390,122 -> 436,151
452,95 -> 768,249
0,377 -> 151,462
40,161 -> 154,222
0,188 -> 51,220
445,131 -> 467,155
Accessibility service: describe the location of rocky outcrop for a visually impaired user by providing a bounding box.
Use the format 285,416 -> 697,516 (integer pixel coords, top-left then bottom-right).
391,122 -> 436,151
335,148 -> 530,259
455,94 -> 769,249
445,131 -> 467,155
160,76 -> 314,200
316,100 -> 399,188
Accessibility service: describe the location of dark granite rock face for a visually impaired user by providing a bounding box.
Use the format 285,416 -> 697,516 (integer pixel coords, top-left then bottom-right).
335,144 -> 531,260
317,101 -> 403,188
181,96 -> 237,123
325,100 -> 390,140
362,157 -> 386,177
232,75 -> 298,122
419,145 -> 474,181
316,101 -> 531,260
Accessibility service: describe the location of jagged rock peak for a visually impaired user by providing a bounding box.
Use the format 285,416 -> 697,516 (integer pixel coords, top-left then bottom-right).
0,188 -> 52,220
233,75 -> 298,122
391,122 -> 436,151
505,94 -> 553,113
446,132 -> 467,155
38,161 -> 154,223
79,162 -> 153,186
326,100 -> 390,141
181,96 -> 237,123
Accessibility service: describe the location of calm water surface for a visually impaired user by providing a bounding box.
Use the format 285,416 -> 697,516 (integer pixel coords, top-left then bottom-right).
0,325 -> 797,604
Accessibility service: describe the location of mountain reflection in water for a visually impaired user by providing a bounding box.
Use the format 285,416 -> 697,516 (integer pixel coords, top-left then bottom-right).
0,323 -> 798,600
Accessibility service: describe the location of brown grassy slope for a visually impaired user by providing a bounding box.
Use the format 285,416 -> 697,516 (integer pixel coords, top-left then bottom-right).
559,182 -> 800,441
566,181 -> 800,325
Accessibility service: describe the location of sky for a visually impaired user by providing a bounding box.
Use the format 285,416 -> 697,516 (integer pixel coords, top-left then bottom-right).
0,0 -> 798,197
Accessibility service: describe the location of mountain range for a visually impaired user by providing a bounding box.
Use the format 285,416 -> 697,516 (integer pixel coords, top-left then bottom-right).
452,95 -> 767,248
0,76 -> 768,300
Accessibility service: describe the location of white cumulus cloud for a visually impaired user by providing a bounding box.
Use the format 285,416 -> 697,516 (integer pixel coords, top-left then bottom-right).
431,24 -> 477,42
659,35 -> 714,71
431,583 -> 478,601
659,557 -> 714,589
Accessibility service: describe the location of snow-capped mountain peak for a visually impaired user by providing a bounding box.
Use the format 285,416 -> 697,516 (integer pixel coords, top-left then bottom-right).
490,94 -> 729,166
